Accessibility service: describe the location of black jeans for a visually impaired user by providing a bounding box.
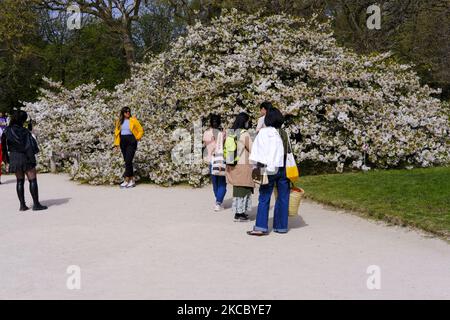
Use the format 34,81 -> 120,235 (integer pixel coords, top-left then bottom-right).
120,135 -> 137,178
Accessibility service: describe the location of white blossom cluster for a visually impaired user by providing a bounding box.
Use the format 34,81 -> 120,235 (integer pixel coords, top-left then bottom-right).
25,10 -> 450,185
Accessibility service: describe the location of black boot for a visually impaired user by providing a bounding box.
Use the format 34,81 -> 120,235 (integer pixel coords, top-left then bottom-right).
16,179 -> 29,211
29,179 -> 47,211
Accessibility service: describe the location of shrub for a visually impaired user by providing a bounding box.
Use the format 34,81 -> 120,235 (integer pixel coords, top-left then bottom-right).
25,10 -> 450,185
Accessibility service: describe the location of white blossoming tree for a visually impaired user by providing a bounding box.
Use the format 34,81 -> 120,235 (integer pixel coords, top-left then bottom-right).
25,10 -> 450,185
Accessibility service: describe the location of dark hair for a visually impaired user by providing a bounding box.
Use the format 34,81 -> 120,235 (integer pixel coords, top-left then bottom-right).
260,101 -> 273,111
209,114 -> 221,129
10,110 -> 28,127
231,112 -> 250,130
264,107 -> 284,128
28,118 -> 33,131
119,107 -> 131,125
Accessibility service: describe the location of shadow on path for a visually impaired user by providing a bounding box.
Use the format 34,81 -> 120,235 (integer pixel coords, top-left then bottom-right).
260,216 -> 308,232
222,195 -> 308,230
288,215 -> 308,229
222,198 -> 233,209
245,206 -> 308,230
42,198 -> 71,208
0,179 -> 15,185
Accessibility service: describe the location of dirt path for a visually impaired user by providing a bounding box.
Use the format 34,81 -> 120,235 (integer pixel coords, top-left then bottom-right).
0,174 -> 449,299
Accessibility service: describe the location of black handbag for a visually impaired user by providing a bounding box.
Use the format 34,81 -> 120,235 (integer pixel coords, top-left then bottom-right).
252,166 -> 269,185
24,132 -> 39,161
29,133 -> 39,154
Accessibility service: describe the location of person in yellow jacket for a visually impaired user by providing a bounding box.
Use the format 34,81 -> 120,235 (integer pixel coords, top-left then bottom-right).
114,107 -> 144,188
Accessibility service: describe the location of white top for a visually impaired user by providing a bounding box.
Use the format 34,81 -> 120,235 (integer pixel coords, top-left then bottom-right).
121,119 -> 132,135
249,127 -> 285,172
256,116 -> 266,132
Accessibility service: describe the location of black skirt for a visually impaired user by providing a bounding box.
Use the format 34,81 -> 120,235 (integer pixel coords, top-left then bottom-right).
233,186 -> 253,198
8,151 -> 36,173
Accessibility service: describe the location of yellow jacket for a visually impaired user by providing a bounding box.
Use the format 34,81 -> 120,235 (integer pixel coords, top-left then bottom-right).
114,117 -> 144,146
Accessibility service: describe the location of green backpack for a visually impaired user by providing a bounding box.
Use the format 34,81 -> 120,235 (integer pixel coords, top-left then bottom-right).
224,129 -> 246,165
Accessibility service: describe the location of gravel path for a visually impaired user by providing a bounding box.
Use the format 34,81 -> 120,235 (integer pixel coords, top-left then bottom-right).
0,174 -> 449,299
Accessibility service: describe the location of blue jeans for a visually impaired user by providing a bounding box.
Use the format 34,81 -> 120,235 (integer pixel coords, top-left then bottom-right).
254,167 -> 289,233
210,164 -> 227,205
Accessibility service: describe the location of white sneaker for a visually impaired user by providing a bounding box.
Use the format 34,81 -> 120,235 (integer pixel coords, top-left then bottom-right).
126,181 -> 136,188
120,181 -> 128,188
214,204 -> 223,212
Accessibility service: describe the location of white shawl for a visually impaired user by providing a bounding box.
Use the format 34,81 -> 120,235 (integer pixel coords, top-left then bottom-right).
249,127 -> 284,172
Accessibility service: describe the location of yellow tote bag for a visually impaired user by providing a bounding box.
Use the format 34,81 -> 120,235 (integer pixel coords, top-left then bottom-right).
285,135 -> 299,182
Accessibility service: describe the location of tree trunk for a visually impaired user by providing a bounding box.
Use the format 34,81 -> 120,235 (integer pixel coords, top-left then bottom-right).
122,29 -> 135,68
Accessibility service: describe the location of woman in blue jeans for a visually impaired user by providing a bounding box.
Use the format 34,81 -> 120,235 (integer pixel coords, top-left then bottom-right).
203,114 -> 227,211
210,167 -> 227,210
248,106 -> 290,236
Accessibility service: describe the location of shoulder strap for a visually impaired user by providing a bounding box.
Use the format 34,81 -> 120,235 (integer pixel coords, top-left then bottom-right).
286,130 -> 293,154
214,131 -> 224,154
278,128 -> 292,153
237,129 -> 247,139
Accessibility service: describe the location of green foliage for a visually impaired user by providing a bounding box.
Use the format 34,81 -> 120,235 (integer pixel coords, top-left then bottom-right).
328,0 -> 450,99
392,1 -> 450,98
0,5 -> 129,112
135,3 -> 186,58
0,0 -> 46,112
44,22 -> 129,90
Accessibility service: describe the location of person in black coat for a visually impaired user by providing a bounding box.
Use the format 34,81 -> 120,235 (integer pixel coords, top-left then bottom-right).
1,110 -> 47,211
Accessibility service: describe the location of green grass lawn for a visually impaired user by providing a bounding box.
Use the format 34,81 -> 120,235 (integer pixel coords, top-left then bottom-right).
298,167 -> 450,238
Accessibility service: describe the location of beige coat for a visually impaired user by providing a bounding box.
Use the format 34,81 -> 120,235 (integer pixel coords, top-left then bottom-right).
226,130 -> 254,188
